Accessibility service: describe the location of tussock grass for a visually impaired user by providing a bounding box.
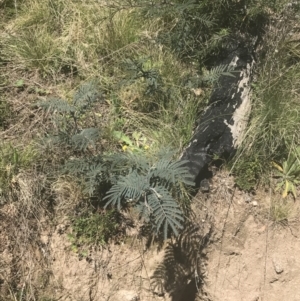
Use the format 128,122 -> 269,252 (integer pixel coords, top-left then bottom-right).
0,143 -> 38,197
1,0 -> 201,153
51,176 -> 84,216
270,197 -> 294,226
232,9 -> 300,187
2,0 -> 143,79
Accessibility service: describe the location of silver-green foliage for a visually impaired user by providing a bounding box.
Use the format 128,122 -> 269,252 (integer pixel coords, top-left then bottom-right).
38,83 -> 194,239
66,151 -> 194,239
36,82 -> 102,151
104,152 -> 194,239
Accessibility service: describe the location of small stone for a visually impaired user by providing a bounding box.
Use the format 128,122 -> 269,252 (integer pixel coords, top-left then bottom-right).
244,194 -> 252,203
273,258 -> 284,274
252,201 -> 258,207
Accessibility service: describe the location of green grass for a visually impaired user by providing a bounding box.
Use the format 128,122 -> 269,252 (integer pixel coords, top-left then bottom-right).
0,143 -> 37,196
2,0 -> 143,79
0,0 -> 298,207
231,8 -> 300,188
1,0 -> 203,154
270,197 -> 293,226
2,1 -> 300,300
0,0 -> 298,199
249,65 -> 300,159
68,209 -> 123,255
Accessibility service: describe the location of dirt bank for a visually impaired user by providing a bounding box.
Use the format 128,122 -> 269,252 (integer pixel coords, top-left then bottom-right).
1,171 -> 299,301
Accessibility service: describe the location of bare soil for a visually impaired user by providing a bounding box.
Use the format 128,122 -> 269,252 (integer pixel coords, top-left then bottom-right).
195,172 -> 300,301
1,170 -> 300,301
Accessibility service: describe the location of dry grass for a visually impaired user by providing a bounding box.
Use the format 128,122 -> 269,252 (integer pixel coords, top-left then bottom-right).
1,0 -> 202,154
2,1 -> 143,79
1,1 -> 300,300
231,8 -> 300,188
270,196 -> 297,226
51,176 -> 84,217
0,170 -> 51,301
0,2 -> 200,298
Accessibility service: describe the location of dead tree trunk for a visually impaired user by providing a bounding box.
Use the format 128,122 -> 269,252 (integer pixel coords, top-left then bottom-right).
180,46 -> 255,185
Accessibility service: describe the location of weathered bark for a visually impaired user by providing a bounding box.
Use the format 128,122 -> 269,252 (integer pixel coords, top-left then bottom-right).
180,46 -> 255,184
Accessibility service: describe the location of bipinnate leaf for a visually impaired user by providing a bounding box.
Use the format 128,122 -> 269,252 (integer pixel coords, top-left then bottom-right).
104,171 -> 149,210
147,186 -> 184,239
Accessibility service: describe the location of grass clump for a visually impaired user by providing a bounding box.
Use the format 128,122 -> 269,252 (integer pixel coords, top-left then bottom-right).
0,143 -> 37,196
270,197 -> 293,226
6,28 -> 66,78
232,156 -> 261,191
0,98 -> 11,130
110,55 -> 204,152
68,209 -> 123,255
2,0 -> 143,79
232,5 -> 300,190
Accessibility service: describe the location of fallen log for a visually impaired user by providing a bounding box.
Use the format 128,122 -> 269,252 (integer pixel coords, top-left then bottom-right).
180,46 -> 255,185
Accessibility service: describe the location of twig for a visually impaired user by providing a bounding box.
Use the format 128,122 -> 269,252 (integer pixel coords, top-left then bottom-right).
262,187 -> 272,301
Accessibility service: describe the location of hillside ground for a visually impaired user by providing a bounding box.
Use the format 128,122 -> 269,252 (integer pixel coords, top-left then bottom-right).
1,1 -> 300,300
1,170 -> 300,301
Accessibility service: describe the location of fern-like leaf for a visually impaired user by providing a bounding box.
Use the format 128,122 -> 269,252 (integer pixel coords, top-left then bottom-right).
193,14 -> 214,28
73,82 -> 100,109
63,157 -> 94,175
150,159 -> 194,186
104,152 -> 150,176
84,163 -> 106,196
71,128 -> 100,151
36,98 -> 75,113
147,186 -> 184,239
203,64 -> 235,84
104,171 -> 149,210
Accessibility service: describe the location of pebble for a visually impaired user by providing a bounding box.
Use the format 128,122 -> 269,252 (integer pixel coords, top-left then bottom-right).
244,194 -> 252,203
273,258 -> 284,274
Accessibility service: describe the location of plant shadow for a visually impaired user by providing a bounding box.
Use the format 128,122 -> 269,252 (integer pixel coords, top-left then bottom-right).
151,222 -> 213,301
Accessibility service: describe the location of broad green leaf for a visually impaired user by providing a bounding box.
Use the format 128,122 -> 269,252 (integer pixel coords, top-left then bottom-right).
282,180 -> 289,198
113,131 -> 133,146
272,161 -> 283,172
